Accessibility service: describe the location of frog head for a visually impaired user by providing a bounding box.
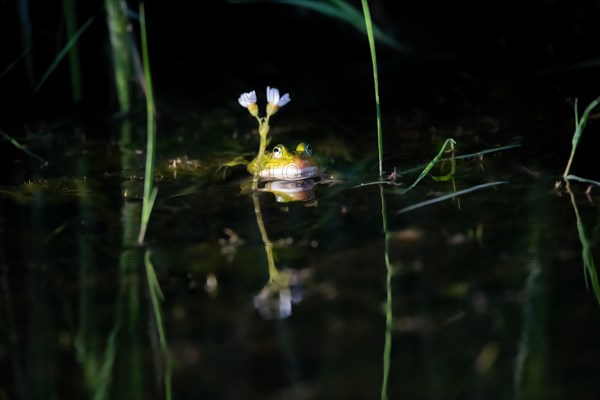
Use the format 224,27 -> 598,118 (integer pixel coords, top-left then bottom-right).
247,143 -> 321,181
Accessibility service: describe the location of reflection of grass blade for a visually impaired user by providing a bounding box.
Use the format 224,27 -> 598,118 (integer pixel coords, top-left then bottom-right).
379,188 -> 392,400
145,251 -> 165,340
565,181 -> 600,305
229,0 -> 409,52
34,13 -> 96,94
397,181 -> 507,214
563,96 -> 600,177
91,318 -> 120,400
401,138 -> 456,194
0,129 -> 45,163
137,3 -> 157,245
145,250 -> 172,400
0,249 -> 27,398
565,175 -> 600,187
513,217 -> 547,399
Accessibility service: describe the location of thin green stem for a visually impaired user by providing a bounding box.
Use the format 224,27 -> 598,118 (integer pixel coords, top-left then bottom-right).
34,13 -> 96,94
362,0 -> 383,178
137,2 -> 157,245
380,186 -> 392,400
63,0 -> 82,101
252,117 -> 271,190
362,3 -> 392,397
0,129 -> 45,163
105,0 -> 131,112
563,96 -> 600,177
17,0 -> 35,88
402,138 -> 456,194
0,49 -> 29,81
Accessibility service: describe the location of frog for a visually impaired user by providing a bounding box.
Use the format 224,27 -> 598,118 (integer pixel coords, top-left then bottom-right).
247,143 -> 325,181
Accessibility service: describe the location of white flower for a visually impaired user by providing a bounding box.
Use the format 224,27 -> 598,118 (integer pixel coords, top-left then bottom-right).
238,90 -> 257,108
266,86 -> 291,107
238,90 -> 259,117
266,86 -> 291,116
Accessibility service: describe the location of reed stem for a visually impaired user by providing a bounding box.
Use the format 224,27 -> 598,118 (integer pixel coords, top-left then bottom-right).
105,0 -> 131,112
63,0 -> 82,102
361,0 -> 383,178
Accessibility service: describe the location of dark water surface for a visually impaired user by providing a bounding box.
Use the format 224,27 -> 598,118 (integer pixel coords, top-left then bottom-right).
1,103 -> 600,400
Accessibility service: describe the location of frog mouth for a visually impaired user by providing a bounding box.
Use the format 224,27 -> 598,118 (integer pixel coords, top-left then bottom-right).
258,178 -> 320,202
258,163 -> 320,181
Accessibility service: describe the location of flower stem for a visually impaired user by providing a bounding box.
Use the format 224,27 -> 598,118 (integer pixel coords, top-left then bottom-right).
252,118 -> 270,190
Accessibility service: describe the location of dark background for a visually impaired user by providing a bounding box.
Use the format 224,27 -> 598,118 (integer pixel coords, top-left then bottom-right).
2,0 -> 600,154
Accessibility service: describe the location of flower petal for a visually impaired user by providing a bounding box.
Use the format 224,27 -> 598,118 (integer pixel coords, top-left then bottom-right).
238,90 -> 257,107
266,86 -> 280,104
277,93 -> 291,107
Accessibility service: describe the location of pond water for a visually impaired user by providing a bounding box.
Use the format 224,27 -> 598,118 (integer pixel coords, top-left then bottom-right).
2,93 -> 600,400
3,2 -> 600,399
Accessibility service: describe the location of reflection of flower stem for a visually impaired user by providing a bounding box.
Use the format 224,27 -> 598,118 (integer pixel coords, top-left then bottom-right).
252,191 -> 279,281
565,179 -> 600,305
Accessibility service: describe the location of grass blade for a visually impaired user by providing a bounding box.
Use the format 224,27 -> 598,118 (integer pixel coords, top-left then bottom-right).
105,0 -> 132,112
0,129 -> 45,163
63,0 -> 83,101
229,0 -> 409,52
137,2 -> 158,245
563,96 -> 600,177
34,13 -> 96,94
397,181 -> 507,214
361,0 -> 384,178
0,49 -> 29,81
401,138 -> 456,194
565,175 -> 600,186
17,0 -> 35,88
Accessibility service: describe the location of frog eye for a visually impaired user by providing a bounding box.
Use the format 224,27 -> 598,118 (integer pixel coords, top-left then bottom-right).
296,142 -> 313,156
303,144 -> 313,156
272,145 -> 283,159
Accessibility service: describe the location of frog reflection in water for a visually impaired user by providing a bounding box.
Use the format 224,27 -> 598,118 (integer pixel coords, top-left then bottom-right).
247,142 -> 323,182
